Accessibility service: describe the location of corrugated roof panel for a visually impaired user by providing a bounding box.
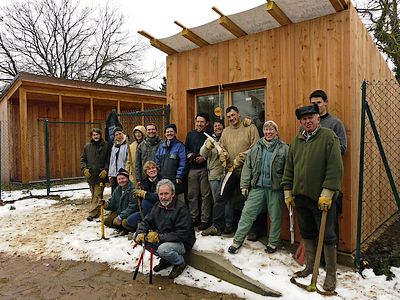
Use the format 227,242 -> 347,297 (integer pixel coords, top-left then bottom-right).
159,33 -> 198,52
274,0 -> 336,23
190,20 -> 236,44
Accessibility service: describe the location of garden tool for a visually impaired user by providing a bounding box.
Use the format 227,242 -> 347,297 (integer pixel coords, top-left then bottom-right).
290,205 -> 338,296
289,205 -> 294,244
203,132 -> 223,155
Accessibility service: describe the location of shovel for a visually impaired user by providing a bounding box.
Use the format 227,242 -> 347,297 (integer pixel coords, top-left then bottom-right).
290,205 -> 337,296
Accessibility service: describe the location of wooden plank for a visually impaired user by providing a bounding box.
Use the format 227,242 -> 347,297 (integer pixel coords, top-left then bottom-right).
138,30 -> 178,55
90,97 -> 94,122
58,95 -> 64,179
174,21 -> 209,47
18,87 -> 29,183
212,7 -> 247,38
329,0 -> 345,12
266,1 -> 292,26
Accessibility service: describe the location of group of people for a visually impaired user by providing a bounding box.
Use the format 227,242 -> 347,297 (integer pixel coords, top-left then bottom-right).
79,89 -> 346,291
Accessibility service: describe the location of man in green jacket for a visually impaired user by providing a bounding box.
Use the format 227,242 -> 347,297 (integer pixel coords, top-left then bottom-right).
228,120 -> 288,254
281,104 -> 343,292
102,168 -> 138,234
80,128 -> 109,221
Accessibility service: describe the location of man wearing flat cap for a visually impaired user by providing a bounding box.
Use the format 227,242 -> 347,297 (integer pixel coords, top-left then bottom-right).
155,124 -> 187,202
281,104 -> 343,292
109,127 -> 129,193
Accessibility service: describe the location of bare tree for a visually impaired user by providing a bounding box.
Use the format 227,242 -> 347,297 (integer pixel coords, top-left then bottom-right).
356,0 -> 400,81
0,0 -> 162,88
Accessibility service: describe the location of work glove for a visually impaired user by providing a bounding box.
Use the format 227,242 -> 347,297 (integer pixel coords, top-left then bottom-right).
241,188 -> 249,198
205,139 -> 215,150
99,169 -> 108,179
284,190 -> 295,210
133,189 -> 146,199
146,231 -> 160,244
243,118 -> 252,127
113,216 -> 122,226
83,168 -> 91,178
135,233 -> 145,245
228,159 -> 240,172
318,188 -> 335,211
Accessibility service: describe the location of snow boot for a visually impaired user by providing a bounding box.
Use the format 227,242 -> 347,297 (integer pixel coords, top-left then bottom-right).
153,258 -> 171,272
323,244 -> 337,291
294,239 -> 316,278
168,262 -> 187,279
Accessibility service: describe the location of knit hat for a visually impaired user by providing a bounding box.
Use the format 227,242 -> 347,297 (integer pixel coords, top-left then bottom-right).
113,126 -> 123,134
295,104 -> 319,120
116,168 -> 129,179
164,123 -> 177,133
263,120 -> 279,131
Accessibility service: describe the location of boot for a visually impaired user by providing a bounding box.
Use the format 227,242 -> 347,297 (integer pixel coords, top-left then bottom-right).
323,244 -> 337,291
294,239 -> 316,278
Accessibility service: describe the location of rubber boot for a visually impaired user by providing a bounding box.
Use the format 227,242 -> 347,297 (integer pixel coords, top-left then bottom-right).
294,239 -> 316,278
323,244 -> 337,291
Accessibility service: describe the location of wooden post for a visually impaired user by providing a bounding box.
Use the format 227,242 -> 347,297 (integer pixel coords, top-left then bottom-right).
19,87 -> 29,184
90,97 -> 94,122
58,95 -> 64,179
117,99 -> 121,114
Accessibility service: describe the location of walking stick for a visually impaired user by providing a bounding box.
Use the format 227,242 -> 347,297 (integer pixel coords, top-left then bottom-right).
99,183 -> 109,240
149,247 -> 154,284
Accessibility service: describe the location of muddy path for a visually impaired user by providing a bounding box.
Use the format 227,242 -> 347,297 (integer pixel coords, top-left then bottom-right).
0,254 -> 240,300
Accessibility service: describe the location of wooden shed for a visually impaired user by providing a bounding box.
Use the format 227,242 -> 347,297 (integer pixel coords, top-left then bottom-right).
0,72 -> 166,184
140,0 -> 396,254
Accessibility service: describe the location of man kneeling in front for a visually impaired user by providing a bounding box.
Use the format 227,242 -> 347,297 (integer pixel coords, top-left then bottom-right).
135,179 -> 196,279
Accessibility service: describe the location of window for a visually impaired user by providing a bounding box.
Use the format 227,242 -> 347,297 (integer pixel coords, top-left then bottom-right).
196,93 -> 225,125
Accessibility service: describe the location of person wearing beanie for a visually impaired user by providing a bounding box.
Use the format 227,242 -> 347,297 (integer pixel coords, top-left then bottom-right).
155,123 -> 187,202
135,124 -> 162,183
228,120 -> 288,254
126,125 -> 146,184
80,128 -> 110,221
101,168 -> 138,234
109,127 -> 129,193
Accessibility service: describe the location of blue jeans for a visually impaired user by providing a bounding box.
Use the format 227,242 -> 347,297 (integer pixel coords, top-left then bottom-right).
157,242 -> 186,265
126,200 -> 154,231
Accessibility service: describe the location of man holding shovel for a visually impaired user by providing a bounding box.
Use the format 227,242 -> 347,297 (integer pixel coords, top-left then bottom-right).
281,104 -> 343,292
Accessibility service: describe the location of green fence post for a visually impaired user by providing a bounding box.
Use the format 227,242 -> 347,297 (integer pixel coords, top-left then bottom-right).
45,119 -> 51,196
355,80 -> 367,271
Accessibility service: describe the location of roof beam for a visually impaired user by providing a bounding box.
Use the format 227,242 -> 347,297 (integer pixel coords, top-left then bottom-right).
137,30 -> 178,55
328,0 -> 346,12
212,6 -> 247,38
174,21 -> 210,47
266,1 -> 292,26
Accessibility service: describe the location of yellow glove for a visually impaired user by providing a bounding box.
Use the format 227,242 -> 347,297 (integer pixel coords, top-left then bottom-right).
284,190 -> 295,210
146,231 -> 160,244
99,169 -> 108,179
241,188 -> 249,198
133,189 -> 146,199
135,233 -> 145,245
228,159 -> 240,172
243,118 -> 252,127
205,139 -> 215,150
83,168 -> 91,178
113,216 -> 122,226
318,188 -> 334,210
219,150 -> 228,167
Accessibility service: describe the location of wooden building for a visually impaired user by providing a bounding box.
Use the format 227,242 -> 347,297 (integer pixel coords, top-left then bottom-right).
140,0 -> 396,254
0,72 -> 166,184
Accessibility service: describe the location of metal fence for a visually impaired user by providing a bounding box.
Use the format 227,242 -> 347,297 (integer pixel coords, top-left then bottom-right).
117,105 -> 170,141
43,120 -> 103,195
356,80 -> 400,269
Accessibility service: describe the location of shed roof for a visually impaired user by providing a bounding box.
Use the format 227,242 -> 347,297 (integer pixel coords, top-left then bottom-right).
139,0 -> 347,54
0,72 -> 165,102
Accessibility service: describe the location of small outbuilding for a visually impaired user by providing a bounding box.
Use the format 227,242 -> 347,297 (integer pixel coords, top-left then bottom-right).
0,72 -> 166,184
140,0 -> 396,254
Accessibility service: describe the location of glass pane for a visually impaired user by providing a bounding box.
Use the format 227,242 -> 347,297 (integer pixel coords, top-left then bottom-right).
232,88 -> 265,137
196,93 -> 225,125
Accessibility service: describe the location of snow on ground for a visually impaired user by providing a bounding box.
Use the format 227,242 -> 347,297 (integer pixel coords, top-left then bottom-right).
1,184 -> 400,299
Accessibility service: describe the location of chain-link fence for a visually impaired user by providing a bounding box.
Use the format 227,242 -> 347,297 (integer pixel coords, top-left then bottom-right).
43,120 -> 103,195
356,80 -> 400,269
117,105 -> 170,141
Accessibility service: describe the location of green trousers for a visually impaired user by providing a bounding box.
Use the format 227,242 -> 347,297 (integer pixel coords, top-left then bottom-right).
233,188 -> 283,246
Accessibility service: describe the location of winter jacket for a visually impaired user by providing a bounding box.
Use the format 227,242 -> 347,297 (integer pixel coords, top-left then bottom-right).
140,174 -> 162,204
80,138 -> 109,185
185,129 -> 212,169
126,125 -> 146,182
135,135 -> 162,182
241,137 -> 288,191
156,138 -> 187,182
106,181 -> 138,219
108,134 -> 129,177
199,135 -> 224,181
320,113 -> 347,155
281,127 -> 343,201
136,198 -> 196,252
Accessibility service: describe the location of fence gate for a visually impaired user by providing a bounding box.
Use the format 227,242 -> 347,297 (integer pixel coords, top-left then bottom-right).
356,80 -> 400,269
